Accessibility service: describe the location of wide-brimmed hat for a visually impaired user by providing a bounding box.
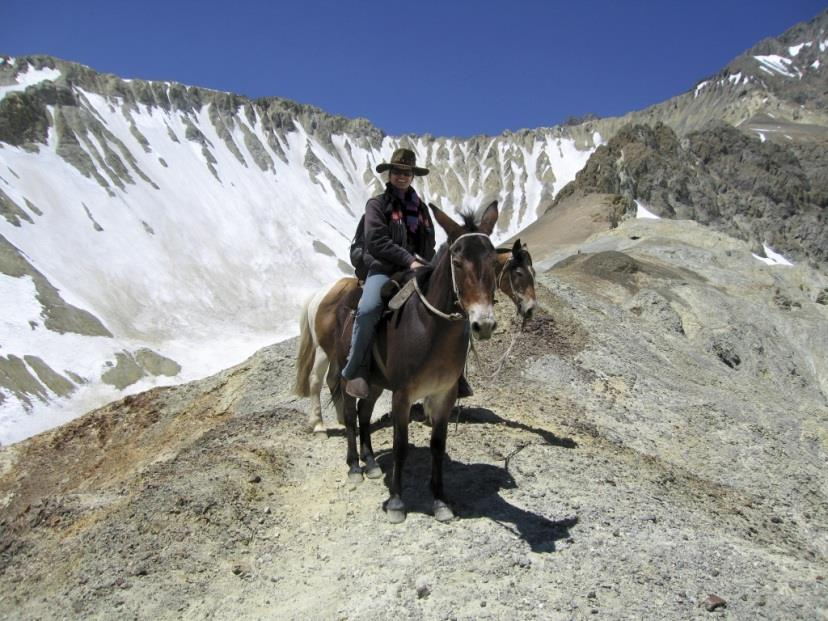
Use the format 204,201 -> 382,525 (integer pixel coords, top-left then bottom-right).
375,148 -> 429,176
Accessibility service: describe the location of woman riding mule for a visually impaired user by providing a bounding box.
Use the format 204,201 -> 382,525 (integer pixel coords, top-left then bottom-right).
341,148 -> 472,400
333,201 -> 500,523
294,240 -> 538,433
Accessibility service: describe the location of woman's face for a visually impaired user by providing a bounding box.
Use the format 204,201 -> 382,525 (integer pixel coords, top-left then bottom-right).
389,167 -> 414,192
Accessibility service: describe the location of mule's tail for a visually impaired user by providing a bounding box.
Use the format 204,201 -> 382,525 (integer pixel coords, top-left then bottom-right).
293,297 -> 315,397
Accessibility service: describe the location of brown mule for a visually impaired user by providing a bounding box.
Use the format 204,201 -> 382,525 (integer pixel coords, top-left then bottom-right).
331,201 -> 500,523
496,239 -> 537,320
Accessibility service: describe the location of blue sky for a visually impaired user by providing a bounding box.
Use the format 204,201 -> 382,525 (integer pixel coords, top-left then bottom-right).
2,1 -> 825,137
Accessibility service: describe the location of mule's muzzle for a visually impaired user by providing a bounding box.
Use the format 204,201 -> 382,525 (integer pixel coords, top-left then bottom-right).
521,299 -> 537,320
469,307 -> 497,340
471,320 -> 496,340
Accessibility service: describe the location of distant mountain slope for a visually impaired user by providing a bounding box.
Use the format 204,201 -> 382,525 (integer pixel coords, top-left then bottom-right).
0,55 -> 600,438
0,9 -> 826,439
581,9 -> 828,140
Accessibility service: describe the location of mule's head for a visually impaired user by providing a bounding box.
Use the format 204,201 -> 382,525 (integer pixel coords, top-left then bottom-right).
501,239 -> 537,320
429,201 -> 499,340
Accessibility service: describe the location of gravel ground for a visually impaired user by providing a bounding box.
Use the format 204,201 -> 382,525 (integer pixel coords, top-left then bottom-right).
1,217 -> 826,620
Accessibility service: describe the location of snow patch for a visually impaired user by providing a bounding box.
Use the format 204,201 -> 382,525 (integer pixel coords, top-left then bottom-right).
788,42 -> 811,56
0,79 -> 600,443
753,244 -> 793,267
635,200 -> 660,220
0,64 -> 62,101
754,55 -> 799,78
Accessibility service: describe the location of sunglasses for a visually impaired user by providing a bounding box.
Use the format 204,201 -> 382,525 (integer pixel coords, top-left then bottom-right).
390,168 -> 414,177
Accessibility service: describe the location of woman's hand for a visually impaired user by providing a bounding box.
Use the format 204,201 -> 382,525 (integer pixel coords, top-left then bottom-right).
410,260 -> 425,269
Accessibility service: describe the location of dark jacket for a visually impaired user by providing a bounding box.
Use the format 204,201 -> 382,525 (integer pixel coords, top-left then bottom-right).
363,185 -> 436,275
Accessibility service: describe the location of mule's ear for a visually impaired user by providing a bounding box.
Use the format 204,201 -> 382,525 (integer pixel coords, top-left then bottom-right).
429,202 -> 461,239
478,201 -> 499,236
512,239 -> 521,255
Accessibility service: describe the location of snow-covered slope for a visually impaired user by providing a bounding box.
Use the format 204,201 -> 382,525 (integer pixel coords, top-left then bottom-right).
0,56 -> 601,442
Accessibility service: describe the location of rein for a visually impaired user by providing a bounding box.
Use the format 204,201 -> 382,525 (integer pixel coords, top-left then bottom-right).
413,278 -> 463,321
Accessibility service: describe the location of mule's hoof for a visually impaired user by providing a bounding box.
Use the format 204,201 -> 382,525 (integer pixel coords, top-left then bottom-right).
385,498 -> 406,524
433,500 -> 455,522
363,456 -> 382,479
312,422 -> 326,434
387,508 -> 406,524
347,468 -> 364,485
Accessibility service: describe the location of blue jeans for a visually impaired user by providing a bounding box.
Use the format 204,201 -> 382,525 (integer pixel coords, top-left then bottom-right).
341,272 -> 390,379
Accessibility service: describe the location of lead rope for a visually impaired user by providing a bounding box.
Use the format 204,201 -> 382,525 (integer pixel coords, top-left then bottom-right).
488,316 -> 523,379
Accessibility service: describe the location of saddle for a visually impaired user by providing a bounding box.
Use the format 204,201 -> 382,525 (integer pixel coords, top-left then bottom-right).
386,278 -> 417,311
356,269 -> 421,313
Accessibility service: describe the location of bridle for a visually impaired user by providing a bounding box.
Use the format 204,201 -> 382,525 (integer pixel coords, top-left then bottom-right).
413,232 -> 494,322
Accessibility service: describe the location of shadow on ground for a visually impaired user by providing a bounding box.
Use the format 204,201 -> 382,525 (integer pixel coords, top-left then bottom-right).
325,405 -> 577,450
450,406 -> 578,449
374,447 -> 577,553
324,402 -> 578,552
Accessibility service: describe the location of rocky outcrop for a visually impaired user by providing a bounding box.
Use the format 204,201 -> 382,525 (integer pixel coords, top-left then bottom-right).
552,122 -> 827,266
100,349 -> 181,390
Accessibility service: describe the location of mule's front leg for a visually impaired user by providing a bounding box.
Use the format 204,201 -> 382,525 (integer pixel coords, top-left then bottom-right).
358,387 -> 383,479
343,391 -> 363,484
425,391 -> 457,522
386,390 -> 411,524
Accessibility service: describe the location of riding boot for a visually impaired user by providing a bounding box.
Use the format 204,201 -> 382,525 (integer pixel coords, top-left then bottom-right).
345,377 -> 370,400
344,359 -> 371,399
457,374 -> 474,399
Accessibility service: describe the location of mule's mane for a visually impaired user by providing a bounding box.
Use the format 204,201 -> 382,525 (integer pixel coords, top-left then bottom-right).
456,210 -> 479,234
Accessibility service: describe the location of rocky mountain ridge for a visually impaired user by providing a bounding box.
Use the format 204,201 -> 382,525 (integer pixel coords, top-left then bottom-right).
551,121 -> 827,267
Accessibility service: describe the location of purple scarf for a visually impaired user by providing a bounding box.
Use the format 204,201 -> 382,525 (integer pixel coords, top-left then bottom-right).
393,186 -> 421,235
